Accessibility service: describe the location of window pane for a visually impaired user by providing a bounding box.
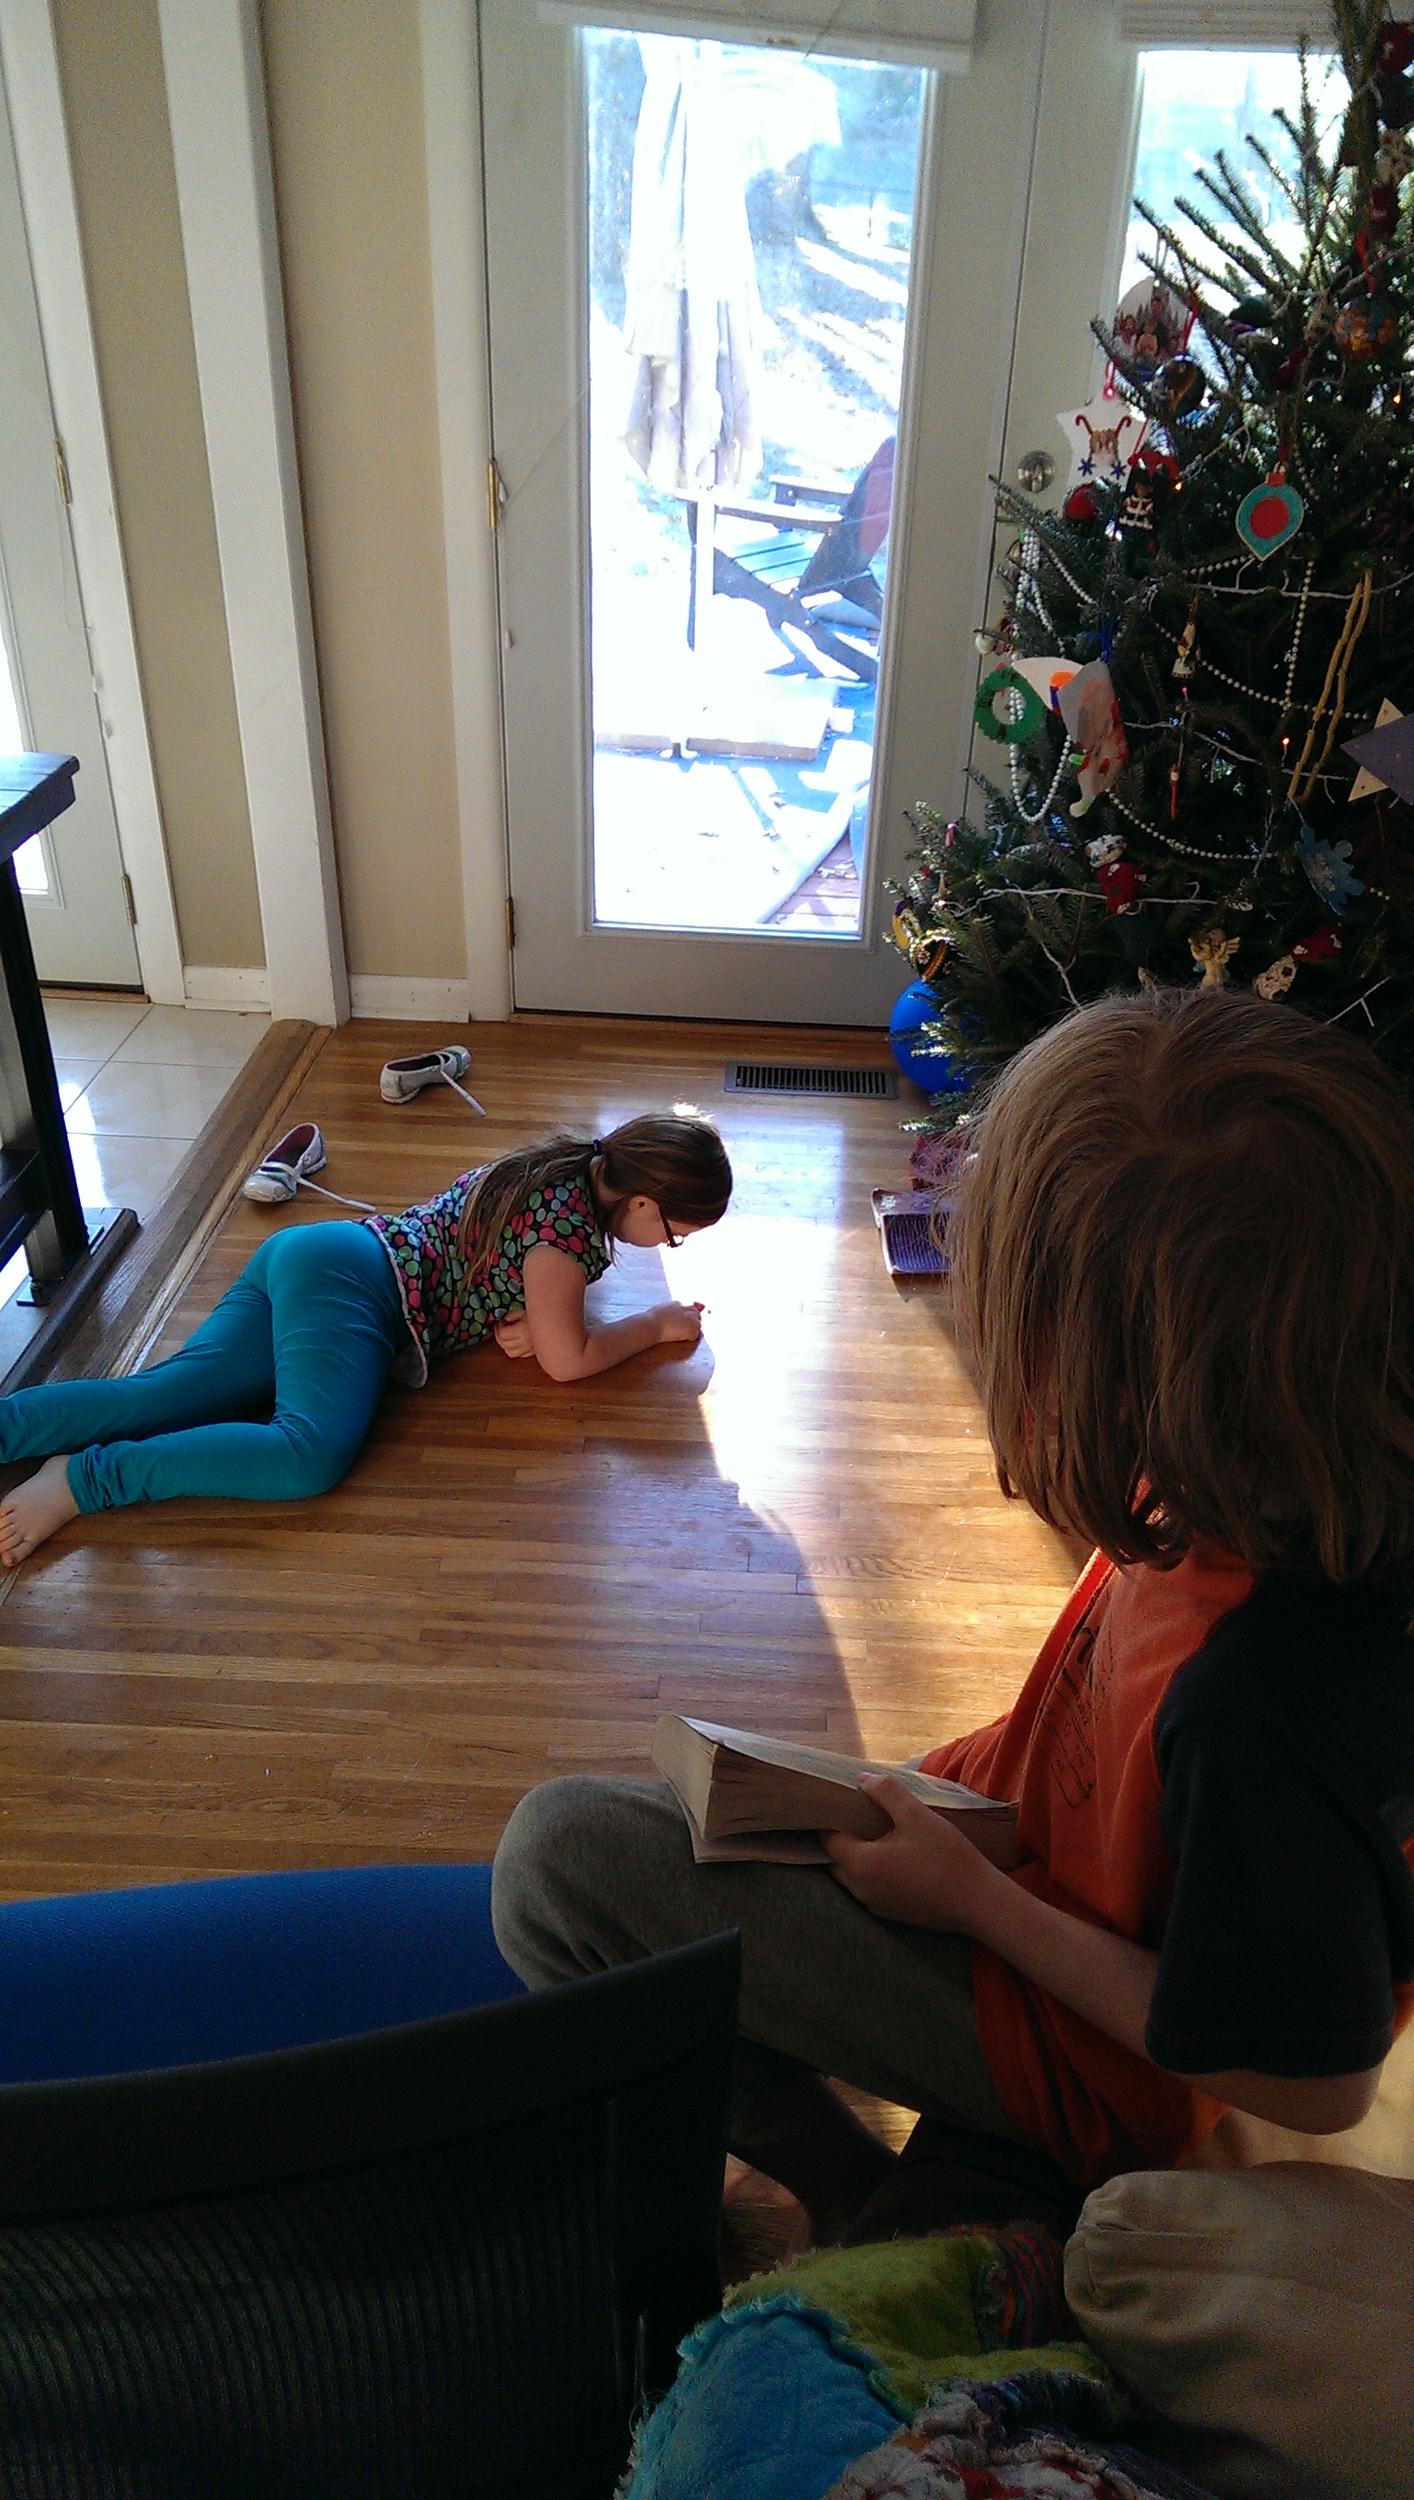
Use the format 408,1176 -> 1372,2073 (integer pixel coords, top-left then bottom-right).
585,28 -> 926,938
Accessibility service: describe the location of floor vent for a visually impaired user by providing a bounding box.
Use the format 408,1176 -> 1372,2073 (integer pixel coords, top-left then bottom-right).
724,1062 -> 898,1099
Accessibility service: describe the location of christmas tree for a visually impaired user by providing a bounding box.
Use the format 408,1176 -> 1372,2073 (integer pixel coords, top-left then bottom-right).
892,0 -> 1414,1126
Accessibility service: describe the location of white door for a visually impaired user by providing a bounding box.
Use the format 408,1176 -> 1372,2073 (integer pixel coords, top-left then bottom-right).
481,2 -> 1117,1024
0,66 -> 141,989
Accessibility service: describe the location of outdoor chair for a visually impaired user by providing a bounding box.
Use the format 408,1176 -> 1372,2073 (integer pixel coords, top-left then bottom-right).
687,437 -> 894,684
0,1926 -> 741,2500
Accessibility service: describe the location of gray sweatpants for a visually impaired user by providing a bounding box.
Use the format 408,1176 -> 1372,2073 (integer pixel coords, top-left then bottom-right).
490,1774 -> 1023,2164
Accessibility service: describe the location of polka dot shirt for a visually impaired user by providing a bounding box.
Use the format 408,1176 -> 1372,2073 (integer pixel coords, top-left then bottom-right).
367,1169 -> 609,1386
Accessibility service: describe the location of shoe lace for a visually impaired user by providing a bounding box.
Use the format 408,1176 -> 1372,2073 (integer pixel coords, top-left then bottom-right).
440,1069 -> 487,1117
293,1175 -> 378,1214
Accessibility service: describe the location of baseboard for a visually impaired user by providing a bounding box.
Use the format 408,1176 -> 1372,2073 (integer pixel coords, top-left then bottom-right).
349,974 -> 471,1021
184,965 -> 273,1011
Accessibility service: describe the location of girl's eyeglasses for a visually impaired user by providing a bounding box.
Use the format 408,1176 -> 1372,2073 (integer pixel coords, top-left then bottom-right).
660,1209 -> 684,1250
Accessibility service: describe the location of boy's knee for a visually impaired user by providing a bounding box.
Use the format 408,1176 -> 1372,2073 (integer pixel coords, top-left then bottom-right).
491,1776 -> 601,1975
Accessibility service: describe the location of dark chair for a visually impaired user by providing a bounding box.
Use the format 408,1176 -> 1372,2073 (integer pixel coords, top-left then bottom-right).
687,439 -> 895,685
0,1930 -> 741,2500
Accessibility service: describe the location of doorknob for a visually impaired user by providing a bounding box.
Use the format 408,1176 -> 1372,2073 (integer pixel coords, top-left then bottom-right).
1015,450 -> 1055,494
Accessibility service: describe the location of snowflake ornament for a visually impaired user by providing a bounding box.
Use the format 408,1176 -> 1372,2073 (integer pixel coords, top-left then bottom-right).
1296,822 -> 1365,915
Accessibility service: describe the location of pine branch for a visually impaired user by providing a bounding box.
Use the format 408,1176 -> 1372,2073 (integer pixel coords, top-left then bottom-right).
1242,134 -> 1304,224
1193,153 -> 1303,291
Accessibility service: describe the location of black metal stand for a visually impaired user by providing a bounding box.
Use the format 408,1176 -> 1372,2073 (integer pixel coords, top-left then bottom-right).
0,754 -> 139,1373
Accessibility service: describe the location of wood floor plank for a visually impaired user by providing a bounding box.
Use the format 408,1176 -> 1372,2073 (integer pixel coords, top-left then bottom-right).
0,1015 -> 1078,1893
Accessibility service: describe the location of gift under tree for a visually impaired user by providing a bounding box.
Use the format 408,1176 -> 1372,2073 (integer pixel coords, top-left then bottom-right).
891,0 -> 1414,1124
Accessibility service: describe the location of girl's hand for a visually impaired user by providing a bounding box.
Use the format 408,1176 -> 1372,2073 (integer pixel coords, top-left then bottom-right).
824,1773 -> 1000,1933
655,1300 -> 705,1347
494,1313 -> 535,1359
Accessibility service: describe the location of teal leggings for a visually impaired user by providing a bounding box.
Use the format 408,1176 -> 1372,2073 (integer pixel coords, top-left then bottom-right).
0,1222 -> 408,1515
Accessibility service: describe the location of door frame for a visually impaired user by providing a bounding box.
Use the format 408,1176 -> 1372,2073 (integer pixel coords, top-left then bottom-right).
0,2 -> 183,1002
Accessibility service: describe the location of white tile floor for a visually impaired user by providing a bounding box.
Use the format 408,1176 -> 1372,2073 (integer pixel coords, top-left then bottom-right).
0,998 -> 270,1355
43,996 -> 271,1224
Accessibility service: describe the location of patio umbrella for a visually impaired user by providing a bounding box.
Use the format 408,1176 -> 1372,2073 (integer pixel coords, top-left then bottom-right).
622,36 -> 762,498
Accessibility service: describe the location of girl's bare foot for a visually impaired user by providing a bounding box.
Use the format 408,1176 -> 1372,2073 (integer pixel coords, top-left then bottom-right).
0,1455 -> 79,1566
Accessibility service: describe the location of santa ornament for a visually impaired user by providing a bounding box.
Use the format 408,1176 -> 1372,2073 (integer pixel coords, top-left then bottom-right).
1058,660 -> 1129,818
1087,832 -> 1146,912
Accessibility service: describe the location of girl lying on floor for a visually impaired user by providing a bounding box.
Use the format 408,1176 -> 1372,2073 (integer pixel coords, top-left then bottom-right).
0,1112 -> 731,1564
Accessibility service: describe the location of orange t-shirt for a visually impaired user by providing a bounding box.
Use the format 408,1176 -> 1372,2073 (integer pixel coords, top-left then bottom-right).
922,1549 -> 1414,2184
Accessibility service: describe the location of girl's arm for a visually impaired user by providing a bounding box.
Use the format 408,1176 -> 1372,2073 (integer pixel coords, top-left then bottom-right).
510,1243 -> 700,1381
827,1774 -> 1384,2136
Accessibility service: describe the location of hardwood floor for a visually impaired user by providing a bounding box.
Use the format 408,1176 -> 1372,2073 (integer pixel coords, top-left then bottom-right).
0,1015 -> 1078,1901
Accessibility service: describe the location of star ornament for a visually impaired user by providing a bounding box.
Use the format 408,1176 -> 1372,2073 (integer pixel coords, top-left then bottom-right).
1056,394 -> 1148,495
1342,705 -> 1414,805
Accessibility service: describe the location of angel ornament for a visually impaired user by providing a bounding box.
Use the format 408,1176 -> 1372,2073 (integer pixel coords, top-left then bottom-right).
1191,927 -> 1240,988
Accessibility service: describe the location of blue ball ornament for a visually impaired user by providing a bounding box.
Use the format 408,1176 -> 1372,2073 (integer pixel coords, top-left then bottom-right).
888,980 -> 969,1094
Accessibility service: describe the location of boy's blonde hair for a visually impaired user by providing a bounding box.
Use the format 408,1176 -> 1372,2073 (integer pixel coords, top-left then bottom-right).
955,985 -> 1414,1582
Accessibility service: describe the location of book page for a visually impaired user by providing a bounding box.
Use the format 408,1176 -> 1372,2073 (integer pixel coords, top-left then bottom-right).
683,1719 -> 1007,1812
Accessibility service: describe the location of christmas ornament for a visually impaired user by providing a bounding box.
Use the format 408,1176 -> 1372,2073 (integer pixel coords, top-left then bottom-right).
1112,277 -> 1192,376
1292,923 -> 1343,964
1287,571 -> 1373,804
888,981 -> 969,1094
1236,470 -> 1304,559
973,617 -> 1014,658
1171,610 -> 1198,684
1087,831 -> 1146,912
1190,927 -> 1240,987
1010,654 -> 1078,714
1227,294 -> 1275,337
1056,393 -> 1147,494
1334,297 -> 1398,360
1296,822 -> 1365,914
1118,468 -> 1158,541
1253,954 -> 1296,998
1153,354 -> 1205,420
973,666 -> 1046,745
1057,659 -> 1128,819
1376,130 -> 1414,183
891,901 -> 952,983
1376,18 -> 1414,126
1342,704 -> 1414,804
1063,484 -> 1102,525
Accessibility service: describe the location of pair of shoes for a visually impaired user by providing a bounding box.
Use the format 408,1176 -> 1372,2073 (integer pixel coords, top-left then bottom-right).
379,1047 -> 486,1116
242,1122 -> 375,1212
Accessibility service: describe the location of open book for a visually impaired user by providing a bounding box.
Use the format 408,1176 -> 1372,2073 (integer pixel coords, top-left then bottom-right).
652,1715 -> 1018,1869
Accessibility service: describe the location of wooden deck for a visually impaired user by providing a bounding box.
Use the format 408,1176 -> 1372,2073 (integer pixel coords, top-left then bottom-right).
0,1014 -> 1078,1899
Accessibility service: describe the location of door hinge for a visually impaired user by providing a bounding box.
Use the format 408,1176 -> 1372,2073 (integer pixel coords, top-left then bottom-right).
506,895 -> 517,951
121,872 -> 137,928
54,437 -> 73,505
487,457 -> 506,534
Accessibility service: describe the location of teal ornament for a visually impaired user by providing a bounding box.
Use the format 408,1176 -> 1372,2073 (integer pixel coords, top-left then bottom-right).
973,666 -> 1047,745
1236,478 -> 1304,560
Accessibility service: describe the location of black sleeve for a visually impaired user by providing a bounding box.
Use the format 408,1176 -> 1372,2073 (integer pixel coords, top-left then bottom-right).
1147,1669 -> 1399,2081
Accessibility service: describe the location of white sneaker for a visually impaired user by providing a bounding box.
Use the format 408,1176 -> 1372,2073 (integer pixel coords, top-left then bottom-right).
243,1121 -> 328,1204
379,1047 -> 486,1115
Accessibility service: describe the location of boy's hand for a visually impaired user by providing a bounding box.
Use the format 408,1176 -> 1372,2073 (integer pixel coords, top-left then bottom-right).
494,1313 -> 535,1359
824,1773 -> 999,1933
655,1300 -> 705,1347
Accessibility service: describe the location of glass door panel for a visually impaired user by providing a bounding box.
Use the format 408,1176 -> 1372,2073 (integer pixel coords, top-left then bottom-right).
585,32 -> 924,941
